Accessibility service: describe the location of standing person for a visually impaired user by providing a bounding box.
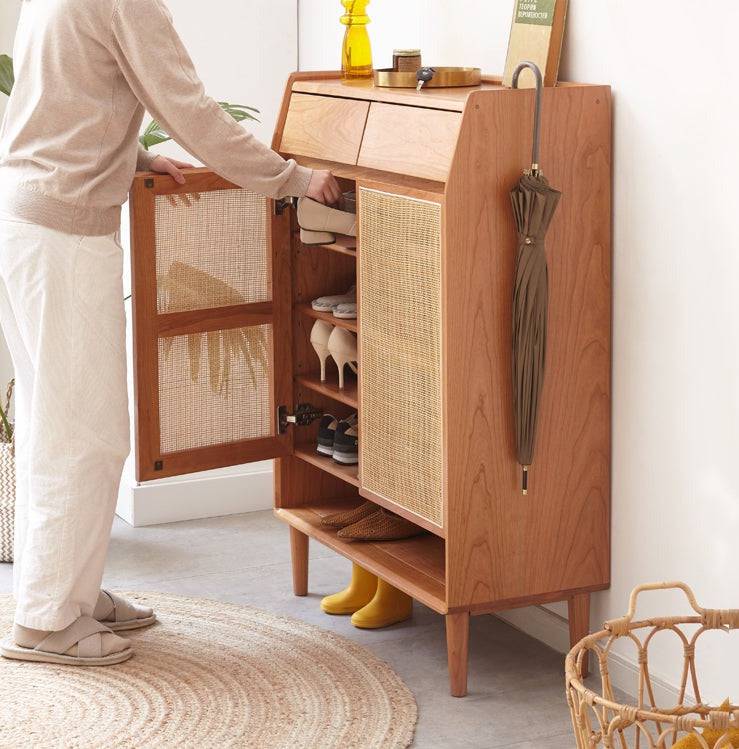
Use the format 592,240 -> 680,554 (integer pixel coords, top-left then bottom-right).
0,0 -> 340,666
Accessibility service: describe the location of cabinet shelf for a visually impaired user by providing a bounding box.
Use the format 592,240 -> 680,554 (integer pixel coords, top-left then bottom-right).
274,501 -> 447,613
296,372 -> 358,409
295,231 -> 357,258
296,303 -> 358,333
284,154 -> 446,195
294,446 -> 359,487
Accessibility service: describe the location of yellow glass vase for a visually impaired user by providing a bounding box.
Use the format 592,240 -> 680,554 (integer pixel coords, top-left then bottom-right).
340,0 -> 372,80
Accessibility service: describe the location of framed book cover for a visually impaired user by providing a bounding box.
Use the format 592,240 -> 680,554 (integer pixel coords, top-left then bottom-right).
503,0 -> 568,88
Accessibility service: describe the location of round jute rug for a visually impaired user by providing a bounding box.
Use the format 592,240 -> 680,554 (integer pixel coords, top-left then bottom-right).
0,592 -> 417,749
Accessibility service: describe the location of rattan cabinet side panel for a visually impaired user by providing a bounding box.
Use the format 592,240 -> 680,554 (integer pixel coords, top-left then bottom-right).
358,187 -> 444,528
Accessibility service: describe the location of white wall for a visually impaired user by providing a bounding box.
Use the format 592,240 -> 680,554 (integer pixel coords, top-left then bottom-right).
300,0 -> 739,702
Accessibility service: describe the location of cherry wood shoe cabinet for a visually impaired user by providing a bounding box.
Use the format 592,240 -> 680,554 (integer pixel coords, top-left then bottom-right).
129,72 -> 612,696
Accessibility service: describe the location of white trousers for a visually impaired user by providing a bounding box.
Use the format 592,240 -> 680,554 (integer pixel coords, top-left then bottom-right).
0,215 -> 129,630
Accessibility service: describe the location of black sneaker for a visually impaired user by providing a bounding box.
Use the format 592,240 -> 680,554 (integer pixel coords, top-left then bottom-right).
333,417 -> 358,465
317,414 -> 338,456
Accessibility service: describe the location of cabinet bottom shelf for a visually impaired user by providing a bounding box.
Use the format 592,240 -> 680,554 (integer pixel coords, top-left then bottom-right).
275,500 -> 447,614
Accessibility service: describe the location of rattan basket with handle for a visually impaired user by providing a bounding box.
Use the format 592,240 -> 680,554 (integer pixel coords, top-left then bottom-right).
0,379 -> 14,563
566,582 -> 739,748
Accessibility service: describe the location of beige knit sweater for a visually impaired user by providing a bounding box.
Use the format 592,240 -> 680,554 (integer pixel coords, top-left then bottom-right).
0,0 -> 312,236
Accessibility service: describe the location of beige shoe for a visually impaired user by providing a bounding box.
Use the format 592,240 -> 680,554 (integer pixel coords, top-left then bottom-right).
297,197 -> 357,245
1,616 -> 132,666
311,285 -> 356,314
333,302 -> 357,320
310,320 -> 334,382
94,590 -> 156,631
327,327 -> 358,389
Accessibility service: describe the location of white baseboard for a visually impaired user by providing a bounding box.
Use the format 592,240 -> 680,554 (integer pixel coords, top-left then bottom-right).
116,461 -> 274,527
496,605 -> 684,706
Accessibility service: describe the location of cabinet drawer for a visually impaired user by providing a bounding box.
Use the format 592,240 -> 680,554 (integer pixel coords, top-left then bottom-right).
357,103 -> 462,181
280,93 -> 369,164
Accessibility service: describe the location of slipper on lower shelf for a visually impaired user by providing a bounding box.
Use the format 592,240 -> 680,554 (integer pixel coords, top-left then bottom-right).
338,509 -> 425,541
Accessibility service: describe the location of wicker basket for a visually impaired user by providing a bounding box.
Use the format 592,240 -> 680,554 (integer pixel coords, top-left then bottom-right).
566,582 -> 739,748
0,440 -> 14,563
0,379 -> 14,563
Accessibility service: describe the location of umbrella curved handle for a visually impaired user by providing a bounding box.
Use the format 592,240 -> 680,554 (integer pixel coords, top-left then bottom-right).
511,61 -> 543,173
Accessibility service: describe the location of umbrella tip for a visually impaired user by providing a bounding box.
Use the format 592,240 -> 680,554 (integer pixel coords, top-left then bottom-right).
521,465 -> 529,495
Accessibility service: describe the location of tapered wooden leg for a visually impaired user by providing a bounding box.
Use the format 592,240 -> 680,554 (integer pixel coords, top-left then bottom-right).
289,527 -> 309,596
446,611 -> 470,697
568,593 -> 591,678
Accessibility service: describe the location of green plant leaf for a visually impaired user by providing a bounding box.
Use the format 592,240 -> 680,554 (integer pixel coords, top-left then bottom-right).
0,54 -> 14,97
218,102 -> 260,124
139,119 -> 171,151
139,101 -> 259,151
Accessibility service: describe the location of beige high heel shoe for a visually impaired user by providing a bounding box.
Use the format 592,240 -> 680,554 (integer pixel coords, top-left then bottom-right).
310,320 -> 334,381
297,197 -> 357,245
327,327 -> 358,389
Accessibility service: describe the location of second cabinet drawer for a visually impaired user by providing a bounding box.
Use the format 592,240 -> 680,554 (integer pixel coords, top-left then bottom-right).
280,93 -> 369,164
357,103 -> 462,181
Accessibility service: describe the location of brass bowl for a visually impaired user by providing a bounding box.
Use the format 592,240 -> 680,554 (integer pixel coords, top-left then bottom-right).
374,66 -> 482,89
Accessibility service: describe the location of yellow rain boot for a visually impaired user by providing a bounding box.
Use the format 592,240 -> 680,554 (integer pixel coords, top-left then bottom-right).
351,579 -> 413,629
321,563 -> 378,615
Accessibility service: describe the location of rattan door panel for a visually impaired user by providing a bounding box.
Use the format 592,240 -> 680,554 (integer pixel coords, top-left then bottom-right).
358,187 -> 444,528
130,170 -> 292,481
155,190 -> 270,313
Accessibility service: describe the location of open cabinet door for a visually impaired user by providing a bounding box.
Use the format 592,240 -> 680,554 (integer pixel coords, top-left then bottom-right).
129,169 -> 293,481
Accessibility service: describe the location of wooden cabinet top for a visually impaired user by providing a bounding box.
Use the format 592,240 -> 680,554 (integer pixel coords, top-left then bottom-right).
291,76 -> 604,112
276,72 -> 610,188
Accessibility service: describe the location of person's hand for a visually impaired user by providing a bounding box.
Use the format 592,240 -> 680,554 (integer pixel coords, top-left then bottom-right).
150,155 -> 195,185
305,169 -> 341,205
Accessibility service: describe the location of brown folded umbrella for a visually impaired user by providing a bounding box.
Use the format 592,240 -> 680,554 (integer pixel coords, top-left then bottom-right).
510,62 -> 561,494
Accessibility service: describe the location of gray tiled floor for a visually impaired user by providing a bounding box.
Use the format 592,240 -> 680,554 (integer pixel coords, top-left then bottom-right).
0,511 -> 578,748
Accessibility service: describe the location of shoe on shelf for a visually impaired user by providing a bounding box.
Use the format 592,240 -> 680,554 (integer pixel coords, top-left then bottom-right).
338,508 -> 425,541
321,563 -> 378,615
351,579 -> 413,629
310,320 -> 334,382
333,417 -> 358,465
317,413 -> 338,456
327,327 -> 358,389
339,191 -> 356,214
297,197 -> 357,245
317,413 -> 357,457
320,500 -> 375,529
311,284 -> 356,314
333,302 -> 356,319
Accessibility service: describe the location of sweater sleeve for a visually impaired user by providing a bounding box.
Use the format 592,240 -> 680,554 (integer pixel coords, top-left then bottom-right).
110,0 -> 312,198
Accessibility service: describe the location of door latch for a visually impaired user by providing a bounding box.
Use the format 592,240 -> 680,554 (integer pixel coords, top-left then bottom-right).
273,196 -> 294,216
277,403 -> 322,434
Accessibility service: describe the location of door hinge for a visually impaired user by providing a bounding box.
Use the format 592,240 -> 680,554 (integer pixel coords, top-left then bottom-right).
277,403 -> 322,434
274,197 -> 294,215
